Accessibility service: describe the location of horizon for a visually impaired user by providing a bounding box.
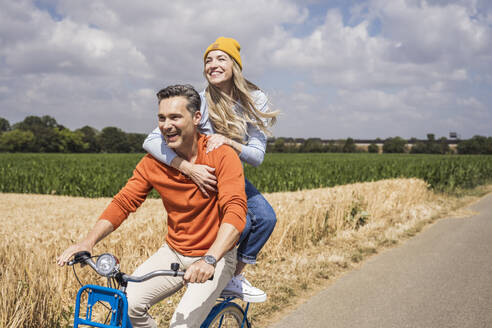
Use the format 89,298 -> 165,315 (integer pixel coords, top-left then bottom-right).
2,113 -> 485,141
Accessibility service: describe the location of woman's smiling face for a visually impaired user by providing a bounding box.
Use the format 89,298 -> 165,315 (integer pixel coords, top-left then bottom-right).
204,50 -> 234,89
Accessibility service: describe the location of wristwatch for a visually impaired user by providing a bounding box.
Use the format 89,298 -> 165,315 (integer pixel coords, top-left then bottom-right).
202,255 -> 217,267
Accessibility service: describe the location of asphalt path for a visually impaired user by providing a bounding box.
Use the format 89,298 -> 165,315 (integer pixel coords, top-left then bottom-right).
269,193 -> 492,328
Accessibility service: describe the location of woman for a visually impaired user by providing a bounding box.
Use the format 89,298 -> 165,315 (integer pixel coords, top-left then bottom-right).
143,37 -> 278,302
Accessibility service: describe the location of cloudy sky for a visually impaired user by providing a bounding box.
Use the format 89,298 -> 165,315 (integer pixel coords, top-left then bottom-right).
1,0 -> 491,139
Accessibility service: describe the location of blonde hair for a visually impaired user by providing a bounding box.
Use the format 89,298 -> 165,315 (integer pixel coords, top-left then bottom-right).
204,60 -> 279,143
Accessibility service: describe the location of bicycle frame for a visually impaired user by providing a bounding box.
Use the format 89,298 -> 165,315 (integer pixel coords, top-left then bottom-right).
73,284 -> 251,328
74,284 -> 130,328
70,252 -> 251,327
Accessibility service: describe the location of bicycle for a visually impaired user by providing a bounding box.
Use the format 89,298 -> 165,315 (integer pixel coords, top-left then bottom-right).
68,251 -> 251,328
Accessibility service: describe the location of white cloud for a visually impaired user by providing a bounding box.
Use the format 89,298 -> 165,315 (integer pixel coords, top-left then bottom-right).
0,0 -> 308,133
375,0 -> 491,67
271,0 -> 491,89
265,0 -> 492,139
0,0 -> 491,139
51,21 -> 113,58
55,0 -> 308,79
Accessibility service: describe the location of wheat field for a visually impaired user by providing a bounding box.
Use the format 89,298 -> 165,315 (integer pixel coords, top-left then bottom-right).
0,178 -> 477,327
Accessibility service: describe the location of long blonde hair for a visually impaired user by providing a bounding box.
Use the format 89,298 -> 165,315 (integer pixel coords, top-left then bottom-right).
204,60 -> 279,143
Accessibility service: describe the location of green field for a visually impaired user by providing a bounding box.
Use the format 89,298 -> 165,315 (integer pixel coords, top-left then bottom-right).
1,153 -> 491,197
247,153 -> 492,193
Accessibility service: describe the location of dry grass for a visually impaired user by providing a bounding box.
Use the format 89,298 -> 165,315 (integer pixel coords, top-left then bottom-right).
0,178 -> 487,327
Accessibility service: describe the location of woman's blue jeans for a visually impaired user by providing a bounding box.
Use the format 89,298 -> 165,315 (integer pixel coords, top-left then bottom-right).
237,178 -> 277,264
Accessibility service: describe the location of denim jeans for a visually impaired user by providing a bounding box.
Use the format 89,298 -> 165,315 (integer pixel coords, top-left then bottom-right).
237,178 -> 277,264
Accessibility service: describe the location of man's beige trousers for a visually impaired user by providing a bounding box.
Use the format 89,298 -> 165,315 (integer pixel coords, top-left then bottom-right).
126,243 -> 237,328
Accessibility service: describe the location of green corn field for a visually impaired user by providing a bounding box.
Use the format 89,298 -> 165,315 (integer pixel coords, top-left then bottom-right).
245,153 -> 492,193
1,153 -> 491,197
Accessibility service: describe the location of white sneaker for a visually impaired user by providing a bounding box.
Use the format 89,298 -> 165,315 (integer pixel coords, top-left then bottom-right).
220,274 -> 267,303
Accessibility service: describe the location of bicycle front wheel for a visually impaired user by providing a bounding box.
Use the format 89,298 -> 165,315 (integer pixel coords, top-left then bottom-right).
206,303 -> 250,328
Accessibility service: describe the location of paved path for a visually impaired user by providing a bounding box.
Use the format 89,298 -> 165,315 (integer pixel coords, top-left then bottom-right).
270,194 -> 492,328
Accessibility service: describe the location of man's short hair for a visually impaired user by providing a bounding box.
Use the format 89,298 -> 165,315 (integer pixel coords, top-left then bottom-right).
156,84 -> 201,115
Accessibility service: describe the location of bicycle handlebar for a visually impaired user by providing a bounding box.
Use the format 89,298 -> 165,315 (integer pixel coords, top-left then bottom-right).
68,251 -> 186,283
123,270 -> 185,283
68,251 -> 213,283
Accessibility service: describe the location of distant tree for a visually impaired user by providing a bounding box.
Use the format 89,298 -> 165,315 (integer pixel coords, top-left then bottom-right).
266,138 -> 275,152
487,138 -> 492,154
12,115 -> 67,152
301,138 -> 323,152
270,137 -> 298,153
273,137 -> 285,152
127,133 -> 147,153
457,135 -> 492,154
13,115 -> 62,131
486,137 -> 492,154
58,129 -> 89,153
40,128 -> 67,152
410,134 -> 449,154
410,141 -> 427,154
0,130 -> 35,152
0,117 -> 10,133
342,138 -> 356,153
425,134 -> 442,153
44,115 -> 65,129
368,143 -> 379,153
325,141 -> 343,153
437,137 -> 450,154
383,137 -> 407,153
98,127 -> 131,153
76,125 -> 101,152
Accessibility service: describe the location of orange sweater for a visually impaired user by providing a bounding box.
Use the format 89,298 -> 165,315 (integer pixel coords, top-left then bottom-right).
99,134 -> 247,256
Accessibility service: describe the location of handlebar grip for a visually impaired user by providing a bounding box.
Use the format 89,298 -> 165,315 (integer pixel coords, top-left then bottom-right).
170,262 -> 212,280
172,262 -> 213,281
70,251 -> 91,265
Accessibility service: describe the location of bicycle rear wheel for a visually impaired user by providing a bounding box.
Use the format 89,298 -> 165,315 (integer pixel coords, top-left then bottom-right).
206,302 -> 250,328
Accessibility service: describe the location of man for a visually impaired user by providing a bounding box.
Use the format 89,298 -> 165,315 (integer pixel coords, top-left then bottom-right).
57,84 -> 247,328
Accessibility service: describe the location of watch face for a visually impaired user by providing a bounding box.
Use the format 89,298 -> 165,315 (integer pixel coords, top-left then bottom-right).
203,255 -> 217,266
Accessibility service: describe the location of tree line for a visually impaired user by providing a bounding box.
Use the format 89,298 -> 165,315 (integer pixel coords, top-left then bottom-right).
0,116 -> 146,153
1,116 -> 491,154
267,134 -> 492,155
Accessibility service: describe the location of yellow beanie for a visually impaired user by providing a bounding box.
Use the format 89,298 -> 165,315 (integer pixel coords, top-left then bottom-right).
203,37 -> 242,70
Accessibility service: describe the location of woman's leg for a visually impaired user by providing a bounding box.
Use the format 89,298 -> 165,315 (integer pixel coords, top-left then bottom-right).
236,178 -> 277,266
221,178 -> 276,302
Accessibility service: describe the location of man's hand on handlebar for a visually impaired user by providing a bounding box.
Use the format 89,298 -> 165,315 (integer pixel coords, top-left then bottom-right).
184,259 -> 215,283
56,219 -> 114,267
56,241 -> 93,267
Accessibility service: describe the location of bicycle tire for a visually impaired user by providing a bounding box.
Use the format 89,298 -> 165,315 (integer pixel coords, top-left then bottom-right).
205,302 -> 250,328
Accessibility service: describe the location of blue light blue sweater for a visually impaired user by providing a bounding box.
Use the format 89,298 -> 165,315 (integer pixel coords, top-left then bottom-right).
143,90 -> 269,167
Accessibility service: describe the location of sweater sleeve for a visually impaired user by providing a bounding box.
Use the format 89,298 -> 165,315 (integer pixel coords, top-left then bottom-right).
239,125 -> 266,167
98,157 -> 153,229
238,90 -> 268,167
214,147 -> 247,233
